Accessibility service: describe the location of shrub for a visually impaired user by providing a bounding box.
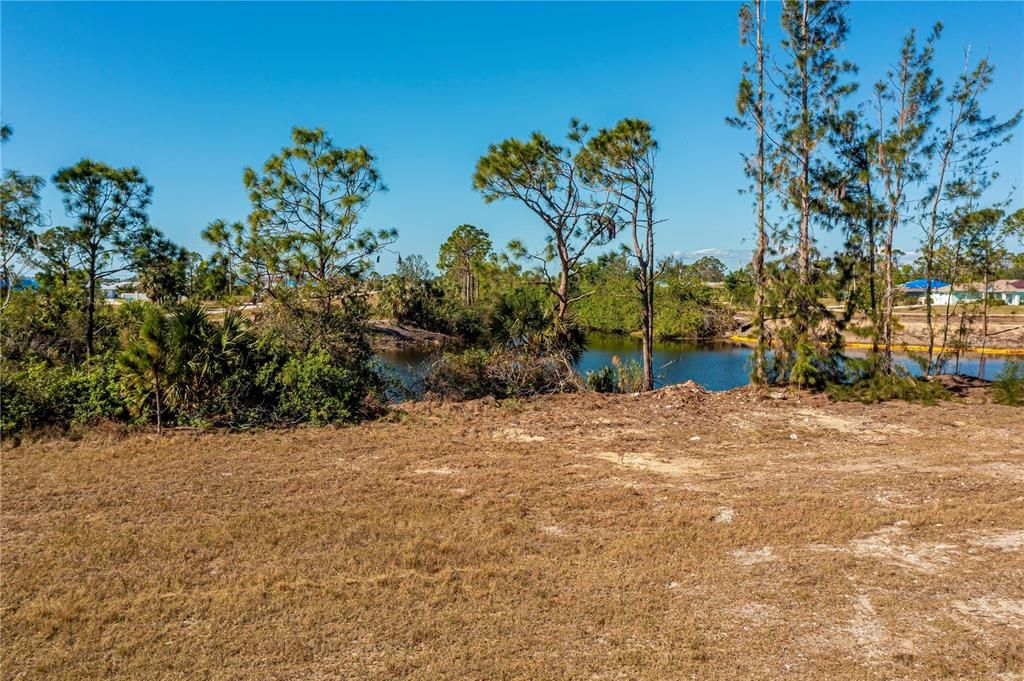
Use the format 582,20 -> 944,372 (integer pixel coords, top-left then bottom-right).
424,348 -> 579,401
423,348 -> 493,401
279,349 -> 382,425
487,287 -> 587,364
0,356 -> 130,439
0,362 -> 51,438
585,365 -> 616,393
66,357 -> 131,425
586,355 -> 644,393
827,356 -> 948,404
655,277 -> 734,340
992,361 -> 1024,406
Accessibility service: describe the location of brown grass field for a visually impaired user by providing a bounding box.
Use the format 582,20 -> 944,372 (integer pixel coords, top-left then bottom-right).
3,387 -> 1023,679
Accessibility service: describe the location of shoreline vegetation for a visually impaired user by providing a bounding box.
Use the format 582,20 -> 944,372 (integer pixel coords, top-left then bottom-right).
4,1 -> 1024,441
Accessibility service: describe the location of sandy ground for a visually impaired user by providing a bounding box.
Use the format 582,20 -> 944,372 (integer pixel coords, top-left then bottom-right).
848,310 -> 1024,351
3,388 -> 1023,679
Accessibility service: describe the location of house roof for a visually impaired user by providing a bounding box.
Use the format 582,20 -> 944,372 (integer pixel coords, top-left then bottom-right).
991,279 -> 1024,292
933,282 -> 986,293
900,278 -> 950,290
932,280 -> 1024,294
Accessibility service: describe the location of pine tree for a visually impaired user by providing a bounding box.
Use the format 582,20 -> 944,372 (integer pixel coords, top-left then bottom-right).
733,0 -> 771,383
873,25 -> 942,369
922,54 -> 1021,373
766,0 -> 855,387
473,120 -> 616,339
578,119 -> 660,391
52,160 -> 152,355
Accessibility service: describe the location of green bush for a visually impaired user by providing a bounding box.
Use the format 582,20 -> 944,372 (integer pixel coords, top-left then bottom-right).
827,356 -> 948,404
586,355 -> 644,393
279,349 -> 381,425
0,356 -> 130,438
488,287 -> 586,363
585,365 -> 616,393
992,361 -> 1024,406
655,277 -> 733,340
1,296 -> 389,437
66,357 -> 131,424
1,363 -> 50,438
574,254 -> 640,334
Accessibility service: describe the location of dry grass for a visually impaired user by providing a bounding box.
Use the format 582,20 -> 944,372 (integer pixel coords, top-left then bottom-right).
3,388 -> 1023,679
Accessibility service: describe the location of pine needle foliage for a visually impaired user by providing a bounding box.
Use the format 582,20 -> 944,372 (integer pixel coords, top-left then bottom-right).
991,361 -> 1024,407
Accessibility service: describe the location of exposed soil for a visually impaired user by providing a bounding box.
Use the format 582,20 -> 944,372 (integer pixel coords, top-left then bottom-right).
846,310 -> 1024,351
3,389 -> 1023,679
733,308 -> 1024,352
367,320 -> 453,350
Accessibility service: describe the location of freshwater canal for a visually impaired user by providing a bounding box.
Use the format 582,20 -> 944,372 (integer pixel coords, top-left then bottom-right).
378,333 -> 1016,396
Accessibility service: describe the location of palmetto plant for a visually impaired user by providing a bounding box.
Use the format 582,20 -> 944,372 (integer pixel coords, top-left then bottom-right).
489,288 -> 554,353
167,302 -> 214,413
118,307 -> 173,434
119,303 -> 260,432
489,287 -> 585,364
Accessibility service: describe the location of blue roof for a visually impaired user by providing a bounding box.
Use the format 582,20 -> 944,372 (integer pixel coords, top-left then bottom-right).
901,278 -> 949,290
0,277 -> 39,290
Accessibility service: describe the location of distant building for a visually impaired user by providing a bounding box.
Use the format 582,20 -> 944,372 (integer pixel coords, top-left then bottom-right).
100,280 -> 149,302
917,279 -> 1024,306
991,279 -> 1024,306
898,278 -> 949,293
928,283 -> 985,306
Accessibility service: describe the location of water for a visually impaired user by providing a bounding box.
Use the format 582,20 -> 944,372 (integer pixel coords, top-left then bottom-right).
377,333 -> 1017,395
578,334 -> 753,391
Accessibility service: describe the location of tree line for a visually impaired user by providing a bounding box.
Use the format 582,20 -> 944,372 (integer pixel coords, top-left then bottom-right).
1,117 -> 738,436
731,0 -> 1022,391
3,0 -> 1024,436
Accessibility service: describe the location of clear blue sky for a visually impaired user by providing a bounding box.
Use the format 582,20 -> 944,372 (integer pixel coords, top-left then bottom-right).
3,1 -> 1022,273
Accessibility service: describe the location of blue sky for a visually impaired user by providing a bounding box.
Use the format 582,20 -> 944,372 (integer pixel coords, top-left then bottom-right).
3,1 -> 1022,273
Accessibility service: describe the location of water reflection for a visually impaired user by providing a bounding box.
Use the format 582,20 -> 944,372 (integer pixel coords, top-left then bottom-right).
377,332 -> 1015,396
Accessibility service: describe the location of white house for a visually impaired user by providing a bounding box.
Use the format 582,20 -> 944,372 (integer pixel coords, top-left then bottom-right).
927,280 -> 1024,306
927,283 -> 984,306
991,279 -> 1024,306
100,279 -> 149,302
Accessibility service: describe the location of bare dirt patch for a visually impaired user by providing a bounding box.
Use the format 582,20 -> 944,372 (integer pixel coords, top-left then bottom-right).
969,529 -> 1024,552
3,390 -> 1023,679
953,598 -> 1024,629
588,450 -> 707,477
844,522 -> 959,574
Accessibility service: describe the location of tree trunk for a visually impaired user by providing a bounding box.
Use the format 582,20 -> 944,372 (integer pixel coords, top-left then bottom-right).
937,241 -> 962,372
865,183 -> 878,354
86,249 -> 98,357
556,269 -> 569,324
924,155 -> 950,375
555,236 -> 571,326
798,0 -> 811,288
640,289 -> 653,391
752,0 -> 769,385
924,256 -> 935,373
881,220 -> 896,368
979,271 -> 989,379
155,378 -> 163,436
